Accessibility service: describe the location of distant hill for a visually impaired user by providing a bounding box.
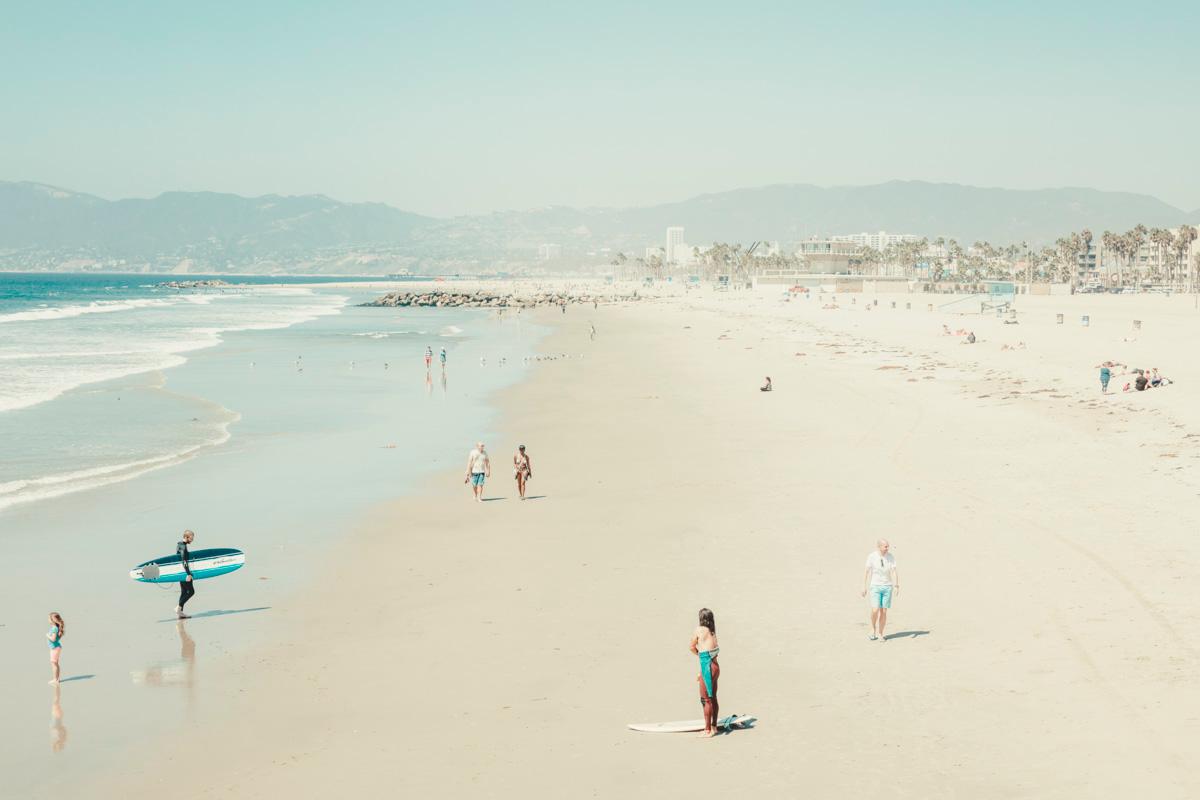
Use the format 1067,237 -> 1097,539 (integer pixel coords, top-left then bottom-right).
0,181 -> 432,258
0,179 -> 1192,272
546,181 -> 1192,246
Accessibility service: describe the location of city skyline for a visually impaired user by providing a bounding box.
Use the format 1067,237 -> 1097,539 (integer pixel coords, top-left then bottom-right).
3,2 -> 1198,216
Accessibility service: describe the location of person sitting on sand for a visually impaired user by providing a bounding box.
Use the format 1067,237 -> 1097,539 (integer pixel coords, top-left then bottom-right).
1135,372 -> 1149,391
963,331 -> 976,344
47,612 -> 65,684
1150,368 -> 1163,388
689,609 -> 720,738
760,376 -> 772,392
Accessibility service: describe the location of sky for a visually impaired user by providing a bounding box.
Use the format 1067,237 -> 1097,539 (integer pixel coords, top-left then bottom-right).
2,1 -> 1198,217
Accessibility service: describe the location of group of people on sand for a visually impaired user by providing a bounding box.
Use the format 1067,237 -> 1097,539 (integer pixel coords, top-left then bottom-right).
465,441 -> 534,501
942,324 -> 975,343
687,538 -> 900,738
1097,361 -> 1172,394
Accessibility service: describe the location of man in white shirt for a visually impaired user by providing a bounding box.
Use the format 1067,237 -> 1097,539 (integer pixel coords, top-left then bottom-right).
860,539 -> 899,641
465,442 -> 491,502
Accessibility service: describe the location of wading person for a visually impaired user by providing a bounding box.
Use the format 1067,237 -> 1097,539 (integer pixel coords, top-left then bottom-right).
176,529 -> 196,619
513,444 -> 532,500
465,442 -> 491,502
689,608 -> 720,737
861,539 -> 899,641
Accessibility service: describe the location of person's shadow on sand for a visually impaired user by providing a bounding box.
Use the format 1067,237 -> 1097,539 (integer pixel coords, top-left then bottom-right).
58,674 -> 95,683
156,607 -> 271,623
883,630 -> 930,641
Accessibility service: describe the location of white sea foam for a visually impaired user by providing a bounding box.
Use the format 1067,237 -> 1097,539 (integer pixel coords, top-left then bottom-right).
0,289 -> 348,413
0,413 -> 239,513
0,297 -> 176,324
439,325 -> 465,336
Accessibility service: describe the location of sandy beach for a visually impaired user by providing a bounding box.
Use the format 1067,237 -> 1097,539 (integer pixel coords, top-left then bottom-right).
22,286 -> 1200,798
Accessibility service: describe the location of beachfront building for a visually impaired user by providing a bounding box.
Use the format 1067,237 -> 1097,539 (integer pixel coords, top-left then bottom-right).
832,230 -> 921,251
665,226 -> 685,264
537,243 -> 562,261
795,238 -> 859,274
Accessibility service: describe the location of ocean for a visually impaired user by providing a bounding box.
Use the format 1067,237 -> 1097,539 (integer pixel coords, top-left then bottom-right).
0,272 -> 538,514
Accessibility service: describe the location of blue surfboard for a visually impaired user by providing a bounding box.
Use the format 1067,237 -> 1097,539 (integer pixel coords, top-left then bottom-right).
129,547 -> 245,583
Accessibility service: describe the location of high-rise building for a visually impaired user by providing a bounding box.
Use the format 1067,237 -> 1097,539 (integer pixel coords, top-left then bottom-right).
665,227 -> 685,264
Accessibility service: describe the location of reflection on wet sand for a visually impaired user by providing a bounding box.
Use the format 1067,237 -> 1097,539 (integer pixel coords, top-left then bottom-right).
50,684 -> 67,753
441,370 -> 447,394
131,620 -> 196,690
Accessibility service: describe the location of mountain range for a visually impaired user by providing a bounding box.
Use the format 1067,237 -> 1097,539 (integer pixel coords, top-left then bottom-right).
2,180 -> 1196,273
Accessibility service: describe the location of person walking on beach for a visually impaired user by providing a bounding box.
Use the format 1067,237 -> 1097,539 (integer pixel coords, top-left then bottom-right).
862,539 -> 899,641
513,444 -> 533,500
465,442 -> 491,502
425,346 -> 433,369
689,608 -> 720,738
1099,365 -> 1111,393
47,612 -> 65,684
176,529 -> 196,619
439,347 -> 447,370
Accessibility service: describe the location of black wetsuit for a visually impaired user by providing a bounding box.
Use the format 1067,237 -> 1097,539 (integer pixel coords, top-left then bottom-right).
177,540 -> 195,610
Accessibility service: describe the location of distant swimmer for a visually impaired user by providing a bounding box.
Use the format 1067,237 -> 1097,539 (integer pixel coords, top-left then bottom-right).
590,323 -> 597,341
861,539 -> 899,641
689,608 -> 720,738
439,348 -> 447,369
47,612 -> 65,684
350,360 -> 355,369
465,442 -> 491,502
384,362 -> 390,370
480,357 -> 486,367
425,346 -> 433,369
176,530 -> 196,619
760,376 -> 773,392
513,444 -> 532,500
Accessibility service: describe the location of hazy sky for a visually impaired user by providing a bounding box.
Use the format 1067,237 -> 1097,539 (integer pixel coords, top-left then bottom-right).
3,1 -> 1198,217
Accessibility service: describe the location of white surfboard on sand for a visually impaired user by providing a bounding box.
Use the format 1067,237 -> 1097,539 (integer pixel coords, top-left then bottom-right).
627,714 -> 756,733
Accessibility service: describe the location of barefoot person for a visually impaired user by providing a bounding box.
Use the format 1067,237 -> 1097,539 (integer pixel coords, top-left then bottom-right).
47,612 -> 65,684
176,529 -> 196,619
861,539 -> 899,641
465,442 -> 491,502
513,444 -> 532,500
689,608 -> 720,737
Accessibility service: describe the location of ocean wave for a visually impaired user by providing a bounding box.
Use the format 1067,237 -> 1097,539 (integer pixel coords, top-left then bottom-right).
0,298 -> 176,324
350,329 -> 428,339
439,325 -> 465,337
0,412 -> 239,514
0,290 -> 348,413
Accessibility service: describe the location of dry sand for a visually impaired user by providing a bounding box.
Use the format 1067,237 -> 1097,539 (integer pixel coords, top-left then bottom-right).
47,289 -> 1200,798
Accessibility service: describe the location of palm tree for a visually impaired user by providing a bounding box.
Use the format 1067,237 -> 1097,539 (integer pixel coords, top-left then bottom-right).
1101,231 -> 1120,287
1174,226 -> 1198,292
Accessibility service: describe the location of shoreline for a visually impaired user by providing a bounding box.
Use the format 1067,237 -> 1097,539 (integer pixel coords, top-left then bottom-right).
14,291 -> 1200,797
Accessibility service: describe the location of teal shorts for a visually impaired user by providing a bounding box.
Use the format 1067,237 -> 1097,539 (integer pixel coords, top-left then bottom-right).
470,472 -> 486,486
870,585 -> 893,609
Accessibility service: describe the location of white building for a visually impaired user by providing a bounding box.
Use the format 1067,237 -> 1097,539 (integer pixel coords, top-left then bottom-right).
665,226 -> 685,264
831,230 -> 921,251
537,244 -> 562,261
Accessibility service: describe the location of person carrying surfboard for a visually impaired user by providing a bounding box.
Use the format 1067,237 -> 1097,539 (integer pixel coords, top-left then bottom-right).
689,608 -> 720,738
176,530 -> 196,619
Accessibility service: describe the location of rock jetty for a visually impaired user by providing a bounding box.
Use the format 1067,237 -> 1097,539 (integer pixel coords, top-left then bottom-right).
157,279 -> 231,289
361,289 -> 638,309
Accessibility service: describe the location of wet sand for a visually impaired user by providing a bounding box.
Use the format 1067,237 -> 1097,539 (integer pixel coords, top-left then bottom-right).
33,289 -> 1200,798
